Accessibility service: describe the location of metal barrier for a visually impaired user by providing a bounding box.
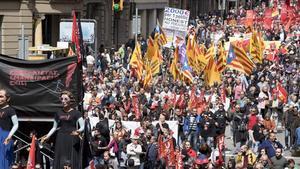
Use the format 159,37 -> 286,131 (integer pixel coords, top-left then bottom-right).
13,130 -> 54,168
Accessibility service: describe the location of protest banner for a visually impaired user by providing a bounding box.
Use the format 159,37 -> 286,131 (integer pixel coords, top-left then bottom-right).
89,117 -> 179,142
163,7 -> 190,31
162,7 -> 190,48
0,55 -> 82,117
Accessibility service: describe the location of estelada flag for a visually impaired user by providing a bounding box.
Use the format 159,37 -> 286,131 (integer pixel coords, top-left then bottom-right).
277,83 -> 288,103
26,135 -> 36,169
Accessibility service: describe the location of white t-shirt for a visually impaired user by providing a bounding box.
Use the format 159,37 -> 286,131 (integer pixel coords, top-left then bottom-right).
86,55 -> 95,65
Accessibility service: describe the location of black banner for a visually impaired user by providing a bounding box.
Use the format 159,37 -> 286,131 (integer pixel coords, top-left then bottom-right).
0,54 -> 82,118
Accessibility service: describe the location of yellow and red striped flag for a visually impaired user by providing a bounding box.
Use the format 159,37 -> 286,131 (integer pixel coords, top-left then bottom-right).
170,47 -> 180,80
216,42 -> 227,73
250,30 -> 264,63
204,56 -> 221,87
129,42 -> 144,80
227,43 -> 255,76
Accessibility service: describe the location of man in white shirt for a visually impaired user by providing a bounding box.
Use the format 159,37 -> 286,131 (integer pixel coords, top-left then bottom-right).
86,53 -> 95,76
126,135 -> 143,168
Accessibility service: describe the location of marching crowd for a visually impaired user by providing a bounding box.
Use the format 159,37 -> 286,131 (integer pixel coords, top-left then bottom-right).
81,1 -> 300,169
4,0 -> 300,169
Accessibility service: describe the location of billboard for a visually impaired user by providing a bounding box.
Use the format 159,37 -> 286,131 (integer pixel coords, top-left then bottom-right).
59,21 -> 95,43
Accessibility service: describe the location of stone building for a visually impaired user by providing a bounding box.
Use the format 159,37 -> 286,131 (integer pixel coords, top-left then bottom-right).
1,0 -> 238,57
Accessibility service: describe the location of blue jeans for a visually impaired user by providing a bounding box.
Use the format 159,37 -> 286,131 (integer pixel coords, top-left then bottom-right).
94,155 -> 104,165
252,141 -> 260,153
187,131 -> 199,150
285,129 -> 291,148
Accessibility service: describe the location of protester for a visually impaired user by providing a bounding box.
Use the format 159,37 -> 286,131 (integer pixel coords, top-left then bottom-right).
258,132 -> 284,158
270,148 -> 288,169
11,0 -> 300,168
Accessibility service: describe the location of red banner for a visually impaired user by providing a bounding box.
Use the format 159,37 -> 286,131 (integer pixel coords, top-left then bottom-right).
158,136 -> 176,167
277,83 -> 288,103
175,149 -> 183,169
132,94 -> 141,120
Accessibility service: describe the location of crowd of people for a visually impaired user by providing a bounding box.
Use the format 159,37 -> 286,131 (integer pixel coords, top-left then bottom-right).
1,0 -> 299,169
81,1 -> 299,169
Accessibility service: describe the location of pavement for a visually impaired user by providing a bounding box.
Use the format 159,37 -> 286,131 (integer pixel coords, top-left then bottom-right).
223,124 -> 300,164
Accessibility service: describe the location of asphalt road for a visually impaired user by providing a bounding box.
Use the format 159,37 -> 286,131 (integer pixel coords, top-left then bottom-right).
222,124 -> 300,165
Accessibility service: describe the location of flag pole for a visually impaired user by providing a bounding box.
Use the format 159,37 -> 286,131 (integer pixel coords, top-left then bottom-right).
135,5 -> 138,42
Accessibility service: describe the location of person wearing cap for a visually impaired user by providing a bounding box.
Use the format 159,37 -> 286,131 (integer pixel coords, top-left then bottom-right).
126,135 -> 143,168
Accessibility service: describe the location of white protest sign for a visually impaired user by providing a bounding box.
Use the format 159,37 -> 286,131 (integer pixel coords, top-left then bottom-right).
162,7 -> 190,32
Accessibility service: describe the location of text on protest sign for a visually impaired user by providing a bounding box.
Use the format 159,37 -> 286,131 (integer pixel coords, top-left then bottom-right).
162,7 -> 190,32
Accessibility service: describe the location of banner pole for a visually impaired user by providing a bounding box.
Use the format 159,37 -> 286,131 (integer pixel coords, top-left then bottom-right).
135,7 -> 138,41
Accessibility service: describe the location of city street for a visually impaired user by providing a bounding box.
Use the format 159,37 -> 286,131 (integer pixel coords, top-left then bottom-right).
224,125 -> 300,164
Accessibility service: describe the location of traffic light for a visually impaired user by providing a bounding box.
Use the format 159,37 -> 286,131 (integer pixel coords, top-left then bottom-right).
112,0 -> 124,12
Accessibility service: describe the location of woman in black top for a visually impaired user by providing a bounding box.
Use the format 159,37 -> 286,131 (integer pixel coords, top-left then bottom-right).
0,88 -> 19,169
42,91 -> 84,169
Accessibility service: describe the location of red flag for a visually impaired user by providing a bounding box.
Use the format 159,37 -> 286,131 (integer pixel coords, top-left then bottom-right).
266,49 -> 279,62
281,4 -> 288,24
176,92 -> 184,109
196,91 -> 206,114
264,8 -> 273,30
188,86 -> 197,109
284,6 -> 296,31
158,135 -> 176,167
26,135 -> 36,169
132,94 -> 141,120
72,10 -> 82,63
277,83 -> 288,103
216,135 -> 225,166
246,10 -> 255,27
175,149 -> 183,169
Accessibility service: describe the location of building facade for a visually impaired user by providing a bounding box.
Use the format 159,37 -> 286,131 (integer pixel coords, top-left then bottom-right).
0,0 -> 171,57
0,0 -> 235,57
